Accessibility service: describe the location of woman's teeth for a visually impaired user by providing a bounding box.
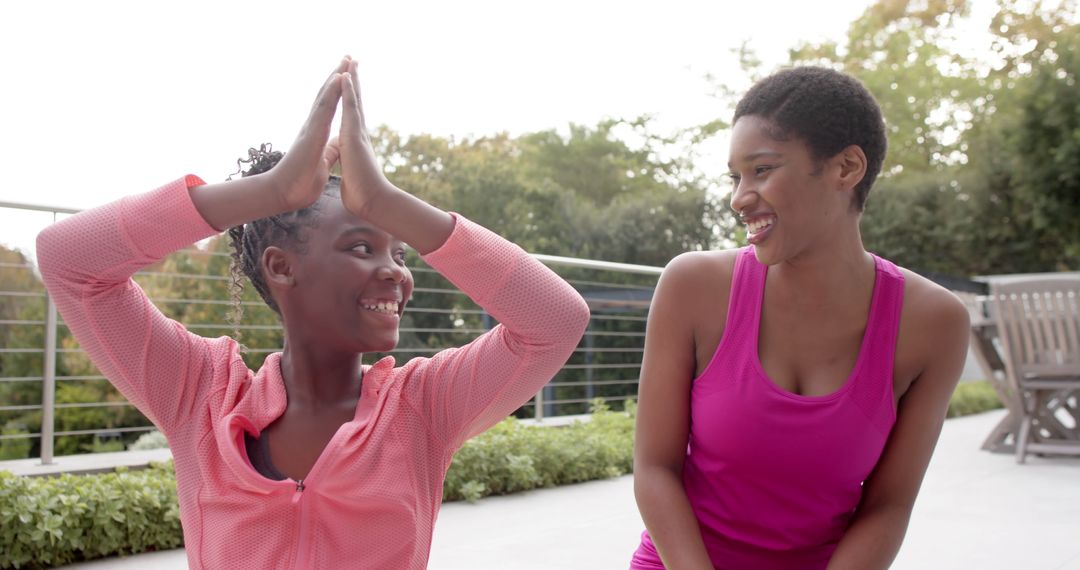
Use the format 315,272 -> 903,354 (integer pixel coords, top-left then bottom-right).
748,218 -> 774,234
364,301 -> 399,315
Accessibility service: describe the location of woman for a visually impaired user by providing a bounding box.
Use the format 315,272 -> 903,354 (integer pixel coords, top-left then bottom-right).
631,67 -> 970,569
36,57 -> 590,569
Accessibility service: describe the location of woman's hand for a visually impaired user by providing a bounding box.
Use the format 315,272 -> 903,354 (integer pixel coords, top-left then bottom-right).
267,57 -> 349,212
335,59 -> 395,218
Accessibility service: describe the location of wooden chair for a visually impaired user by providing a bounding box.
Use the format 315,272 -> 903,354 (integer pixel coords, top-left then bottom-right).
988,277 -> 1080,463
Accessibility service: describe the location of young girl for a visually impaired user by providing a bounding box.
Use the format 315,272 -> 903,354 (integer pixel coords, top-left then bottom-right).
630,67 -> 970,569
36,57 -> 589,569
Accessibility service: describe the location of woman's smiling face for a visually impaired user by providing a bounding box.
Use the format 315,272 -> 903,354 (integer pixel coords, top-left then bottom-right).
727,115 -> 848,266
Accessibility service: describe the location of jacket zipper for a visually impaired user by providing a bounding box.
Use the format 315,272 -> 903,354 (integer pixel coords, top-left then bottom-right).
292,478 -> 311,569
285,400 -> 370,569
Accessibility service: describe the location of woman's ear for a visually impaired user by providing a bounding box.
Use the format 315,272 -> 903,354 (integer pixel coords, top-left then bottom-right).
836,144 -> 868,192
261,246 -> 295,288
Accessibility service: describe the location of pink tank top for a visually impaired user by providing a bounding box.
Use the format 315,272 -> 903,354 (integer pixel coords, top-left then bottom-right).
632,247 -> 904,569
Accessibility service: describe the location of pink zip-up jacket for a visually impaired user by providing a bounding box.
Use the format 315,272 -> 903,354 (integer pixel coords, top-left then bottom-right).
36,176 -> 590,569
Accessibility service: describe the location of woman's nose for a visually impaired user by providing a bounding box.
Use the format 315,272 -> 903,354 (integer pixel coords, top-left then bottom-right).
729,178 -> 753,215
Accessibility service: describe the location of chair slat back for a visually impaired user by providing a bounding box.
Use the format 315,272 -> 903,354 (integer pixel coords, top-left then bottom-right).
989,278 -> 1080,381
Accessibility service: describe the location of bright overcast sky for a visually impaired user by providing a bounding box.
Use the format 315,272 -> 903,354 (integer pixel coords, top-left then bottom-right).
0,0 -> 945,254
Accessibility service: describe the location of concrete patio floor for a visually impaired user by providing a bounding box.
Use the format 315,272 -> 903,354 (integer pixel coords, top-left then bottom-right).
61,409 -> 1080,569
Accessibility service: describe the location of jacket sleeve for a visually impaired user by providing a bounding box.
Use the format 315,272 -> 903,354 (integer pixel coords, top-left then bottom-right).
35,176 -> 227,434
404,214 -> 590,450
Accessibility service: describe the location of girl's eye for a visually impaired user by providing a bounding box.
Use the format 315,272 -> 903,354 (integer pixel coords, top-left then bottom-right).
728,173 -> 742,186
351,243 -> 372,254
755,165 -> 774,176
394,250 -> 408,265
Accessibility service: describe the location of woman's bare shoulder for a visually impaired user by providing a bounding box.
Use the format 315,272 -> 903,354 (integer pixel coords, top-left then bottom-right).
654,249 -> 742,323
896,268 -> 969,330
895,267 -> 971,378
661,249 -> 741,289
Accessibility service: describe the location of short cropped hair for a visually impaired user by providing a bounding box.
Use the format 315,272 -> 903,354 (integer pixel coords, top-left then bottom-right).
733,67 -> 888,210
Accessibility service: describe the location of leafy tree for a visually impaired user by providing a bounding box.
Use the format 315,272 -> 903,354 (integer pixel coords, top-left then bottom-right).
375,118 -> 730,263
998,22 -> 1080,267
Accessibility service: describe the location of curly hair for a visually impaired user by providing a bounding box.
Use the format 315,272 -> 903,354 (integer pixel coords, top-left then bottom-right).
733,67 -> 888,211
226,144 -> 341,341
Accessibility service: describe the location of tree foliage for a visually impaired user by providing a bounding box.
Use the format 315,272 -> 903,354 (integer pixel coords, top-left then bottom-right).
374,117 -> 729,266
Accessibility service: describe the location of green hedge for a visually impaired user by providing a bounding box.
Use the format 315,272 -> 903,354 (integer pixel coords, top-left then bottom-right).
444,399 -> 635,502
0,462 -> 181,569
947,380 -> 1004,418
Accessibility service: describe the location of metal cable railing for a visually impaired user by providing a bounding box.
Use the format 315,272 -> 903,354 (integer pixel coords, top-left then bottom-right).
0,199 -> 659,464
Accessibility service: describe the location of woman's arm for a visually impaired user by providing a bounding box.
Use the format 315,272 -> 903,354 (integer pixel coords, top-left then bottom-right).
633,253 -> 718,569
827,285 -> 970,570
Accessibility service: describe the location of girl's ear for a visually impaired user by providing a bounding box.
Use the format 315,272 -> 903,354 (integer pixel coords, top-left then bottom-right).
262,246 -> 295,287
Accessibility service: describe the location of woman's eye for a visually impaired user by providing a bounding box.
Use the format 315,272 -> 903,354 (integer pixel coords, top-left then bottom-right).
728,173 -> 741,186
351,243 -> 372,254
755,165 -> 774,176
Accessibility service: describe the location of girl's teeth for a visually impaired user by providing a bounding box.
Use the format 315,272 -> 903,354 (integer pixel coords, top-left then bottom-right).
364,302 -> 399,314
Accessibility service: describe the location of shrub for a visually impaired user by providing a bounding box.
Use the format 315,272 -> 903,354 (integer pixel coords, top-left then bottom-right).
128,431 -> 169,451
443,399 -> 635,502
0,424 -> 32,461
947,380 -> 1004,418
83,437 -> 125,454
0,462 -> 181,569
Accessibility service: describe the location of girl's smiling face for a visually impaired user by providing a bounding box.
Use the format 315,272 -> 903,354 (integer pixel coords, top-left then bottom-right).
269,195 -> 414,353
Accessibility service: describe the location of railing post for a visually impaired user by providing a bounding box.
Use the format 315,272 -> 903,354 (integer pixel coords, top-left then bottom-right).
584,322 -> 595,401
40,291 -> 57,465
38,209 -> 59,466
534,386 -> 544,421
